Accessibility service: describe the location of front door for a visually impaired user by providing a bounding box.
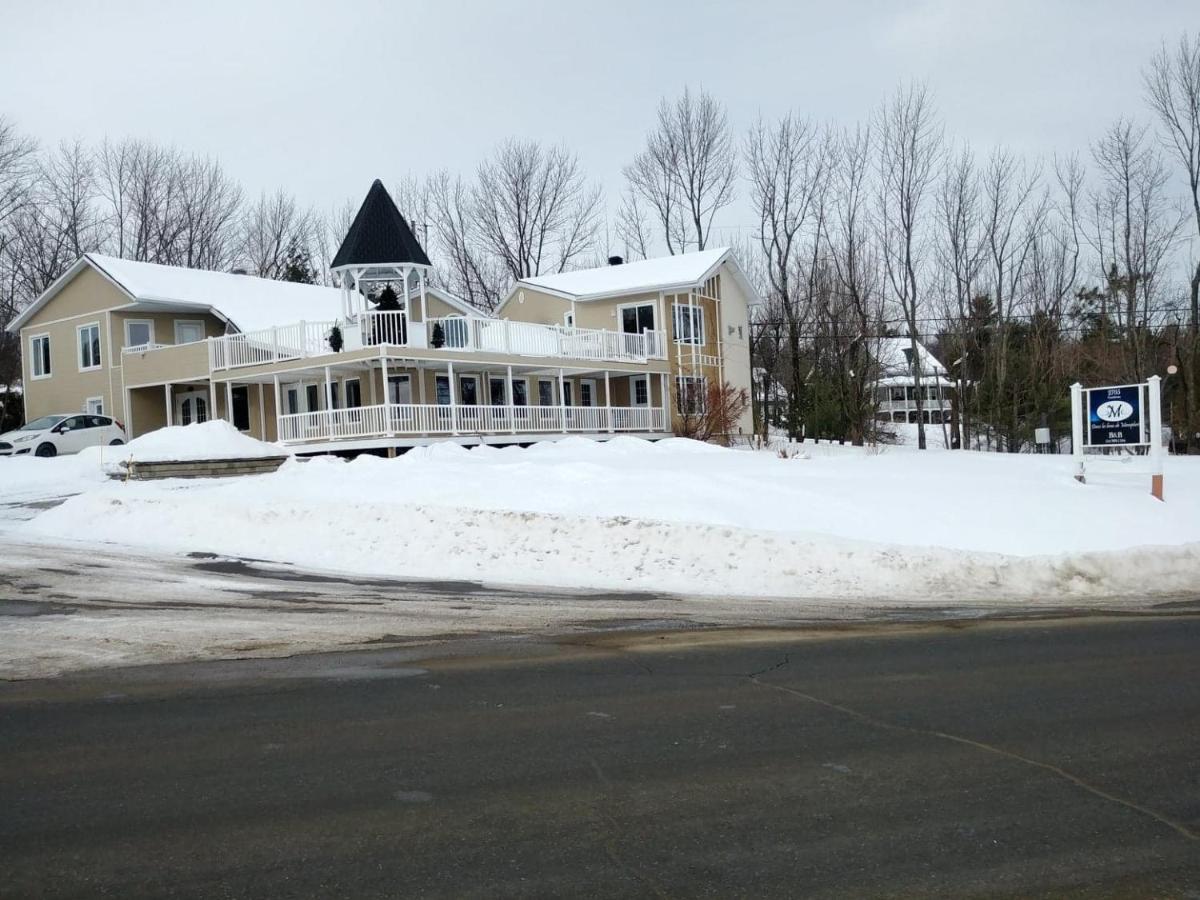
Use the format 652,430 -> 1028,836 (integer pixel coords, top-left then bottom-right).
175,389 -> 210,426
630,376 -> 649,407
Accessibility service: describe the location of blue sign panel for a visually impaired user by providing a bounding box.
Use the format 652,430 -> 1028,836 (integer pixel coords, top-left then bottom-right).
1087,386 -> 1143,446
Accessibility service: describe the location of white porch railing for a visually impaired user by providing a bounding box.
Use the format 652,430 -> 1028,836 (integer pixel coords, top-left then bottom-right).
209,321 -> 335,371
426,317 -> 666,362
277,403 -> 669,444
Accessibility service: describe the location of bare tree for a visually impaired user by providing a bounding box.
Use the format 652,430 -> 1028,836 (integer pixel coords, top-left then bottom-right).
876,82 -> 942,450
1145,32 -> 1200,451
238,189 -> 316,279
0,117 -> 35,232
626,87 -> 737,253
428,171 -> 507,311
744,112 -> 834,438
473,139 -> 602,282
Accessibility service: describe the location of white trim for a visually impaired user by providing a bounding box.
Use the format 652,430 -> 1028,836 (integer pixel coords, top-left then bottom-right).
671,303 -> 705,345
77,321 -> 103,372
174,319 -> 206,345
616,299 -> 657,337
630,374 -> 650,407
29,332 -> 52,380
85,396 -> 104,415
124,318 -> 156,350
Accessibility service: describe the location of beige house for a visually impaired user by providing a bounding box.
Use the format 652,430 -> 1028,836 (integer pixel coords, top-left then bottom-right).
8,181 -> 758,454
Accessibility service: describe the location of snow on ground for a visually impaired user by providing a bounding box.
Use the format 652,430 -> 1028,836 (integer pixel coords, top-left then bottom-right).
6,435 -> 1199,602
115,420 -> 286,463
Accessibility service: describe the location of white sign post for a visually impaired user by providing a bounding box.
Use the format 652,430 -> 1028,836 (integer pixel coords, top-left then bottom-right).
1070,376 -> 1164,500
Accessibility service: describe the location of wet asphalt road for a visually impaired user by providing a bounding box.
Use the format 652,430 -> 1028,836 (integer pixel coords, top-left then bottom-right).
1,615 -> 1198,898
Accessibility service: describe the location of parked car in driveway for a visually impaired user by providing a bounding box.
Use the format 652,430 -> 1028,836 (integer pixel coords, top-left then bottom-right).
0,414 -> 126,458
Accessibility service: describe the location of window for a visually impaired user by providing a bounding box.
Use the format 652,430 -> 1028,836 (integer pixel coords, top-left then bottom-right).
890,386 -> 906,403
329,383 -> 340,410
30,334 -> 51,378
538,379 -> 554,406
59,415 -> 88,432
672,304 -> 704,345
489,377 -> 507,406
388,375 -> 412,405
632,376 -> 649,406
285,386 -> 301,415
512,380 -> 528,406
459,376 -> 478,406
306,384 -> 320,412
86,415 -> 110,428
175,320 -> 205,344
435,375 -> 451,405
562,381 -> 573,406
85,397 -> 104,416
125,319 -> 154,349
620,303 -> 655,335
676,376 -> 706,415
231,387 -> 250,431
344,379 -> 361,409
78,323 -> 102,371
579,380 -> 595,407
564,311 -> 575,328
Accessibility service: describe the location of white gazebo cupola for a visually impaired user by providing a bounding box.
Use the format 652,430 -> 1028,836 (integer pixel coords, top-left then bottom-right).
330,179 -> 433,322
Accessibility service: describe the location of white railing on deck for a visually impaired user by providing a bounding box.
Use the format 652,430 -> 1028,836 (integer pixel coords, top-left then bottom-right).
358,310 -> 410,347
276,403 -> 669,444
426,317 -> 666,362
209,321 -> 335,371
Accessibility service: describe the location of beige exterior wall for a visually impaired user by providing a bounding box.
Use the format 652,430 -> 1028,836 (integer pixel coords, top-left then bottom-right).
499,286 -> 571,327
22,267 -> 125,328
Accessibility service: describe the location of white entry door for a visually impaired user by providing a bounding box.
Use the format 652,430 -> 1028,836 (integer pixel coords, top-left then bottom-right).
175,389 -> 210,425
630,375 -> 649,407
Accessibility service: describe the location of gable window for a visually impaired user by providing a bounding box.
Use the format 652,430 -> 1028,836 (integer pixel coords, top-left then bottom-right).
175,320 -> 205,344
672,304 -> 704,345
30,334 -> 51,379
78,323 -> 102,371
676,376 -> 706,415
125,319 -> 155,349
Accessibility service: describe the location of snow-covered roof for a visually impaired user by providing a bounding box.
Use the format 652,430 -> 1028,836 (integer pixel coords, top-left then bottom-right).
88,254 -> 343,333
499,247 -> 761,308
873,337 -> 949,381
8,254 -> 345,334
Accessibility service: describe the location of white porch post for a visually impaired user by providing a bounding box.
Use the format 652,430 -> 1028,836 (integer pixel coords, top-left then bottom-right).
380,350 -> 393,437
418,269 -> 427,323
164,384 -> 173,427
506,364 -> 515,434
660,371 -> 670,432
1148,375 -> 1164,501
604,370 -> 612,434
272,374 -> 281,442
324,365 -> 333,439
257,383 -> 266,439
207,381 -> 215,425
558,368 -> 567,433
225,381 -> 235,427
448,360 -> 458,435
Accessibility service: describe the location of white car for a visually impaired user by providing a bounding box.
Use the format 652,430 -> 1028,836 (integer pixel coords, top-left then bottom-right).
0,414 -> 127,458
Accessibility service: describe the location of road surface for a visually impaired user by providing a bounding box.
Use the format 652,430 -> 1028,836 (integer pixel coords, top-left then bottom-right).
2,614 -> 1198,897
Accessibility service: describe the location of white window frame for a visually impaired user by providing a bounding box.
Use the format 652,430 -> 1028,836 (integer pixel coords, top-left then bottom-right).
617,301 -> 656,335
676,375 -> 707,415
672,304 -> 704,345
510,377 -> 529,407
77,322 -> 102,372
124,318 -> 155,350
563,311 -> 575,328
387,374 -> 412,405
174,319 -> 205,345
537,378 -> 555,406
85,396 -> 104,415
579,378 -> 597,408
29,333 -> 51,380
631,375 -> 649,407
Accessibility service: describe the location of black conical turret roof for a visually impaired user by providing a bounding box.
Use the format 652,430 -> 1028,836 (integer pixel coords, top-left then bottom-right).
331,179 -> 431,269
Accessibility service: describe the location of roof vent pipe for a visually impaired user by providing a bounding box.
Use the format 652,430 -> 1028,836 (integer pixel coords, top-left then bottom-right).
608,255 -> 624,266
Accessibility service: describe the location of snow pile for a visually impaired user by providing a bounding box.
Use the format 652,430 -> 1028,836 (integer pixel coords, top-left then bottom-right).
116,420 -> 285,462
16,437 -> 1200,601
0,447 -> 111,510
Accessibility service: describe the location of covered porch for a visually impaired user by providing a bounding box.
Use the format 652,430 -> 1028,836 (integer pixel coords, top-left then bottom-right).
218,353 -> 673,453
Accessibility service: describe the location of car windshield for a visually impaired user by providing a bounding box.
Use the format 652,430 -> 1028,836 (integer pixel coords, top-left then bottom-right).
20,415 -> 68,430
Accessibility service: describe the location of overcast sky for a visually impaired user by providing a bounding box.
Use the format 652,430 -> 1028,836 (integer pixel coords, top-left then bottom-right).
1,0 -> 1195,250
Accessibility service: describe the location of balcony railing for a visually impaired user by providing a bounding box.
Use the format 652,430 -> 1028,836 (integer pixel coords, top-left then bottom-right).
424,317 -> 666,362
210,321 -> 335,371
277,402 -> 669,444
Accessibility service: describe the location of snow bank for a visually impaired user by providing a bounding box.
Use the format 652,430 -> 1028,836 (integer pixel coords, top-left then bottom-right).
17,437 -> 1200,600
117,420 -> 285,462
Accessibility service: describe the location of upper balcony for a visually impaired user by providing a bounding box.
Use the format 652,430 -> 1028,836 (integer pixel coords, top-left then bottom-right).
208,311 -> 667,372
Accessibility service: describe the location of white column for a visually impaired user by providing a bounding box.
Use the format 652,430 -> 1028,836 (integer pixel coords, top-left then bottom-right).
272,374 -> 282,442
559,368 -> 567,433
1148,375 -> 1164,500
258,383 -> 266,439
1070,382 -> 1085,484
207,381 -> 215,425
604,370 -> 613,433
226,381 -> 235,427
164,384 -> 173,427
660,371 -> 671,433
506,365 -> 516,434
448,360 -> 458,435
324,365 -> 333,438
368,364 -> 377,406
418,269 -> 427,323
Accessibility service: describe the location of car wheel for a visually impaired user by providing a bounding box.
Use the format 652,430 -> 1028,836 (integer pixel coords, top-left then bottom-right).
35,442 -> 57,458
109,439 -> 124,446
